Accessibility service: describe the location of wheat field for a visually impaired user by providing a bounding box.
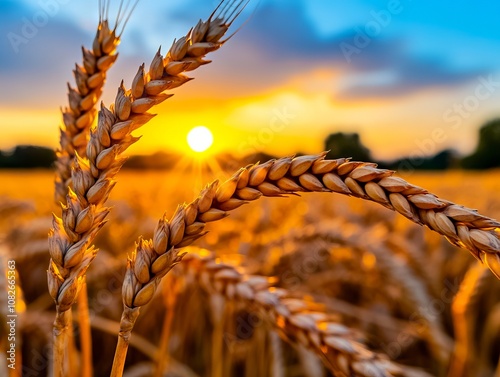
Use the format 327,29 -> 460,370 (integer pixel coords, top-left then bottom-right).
1,168 -> 499,376
1,1 -> 500,376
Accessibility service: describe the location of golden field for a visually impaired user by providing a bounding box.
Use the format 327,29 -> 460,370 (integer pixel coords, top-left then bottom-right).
1,168 -> 499,376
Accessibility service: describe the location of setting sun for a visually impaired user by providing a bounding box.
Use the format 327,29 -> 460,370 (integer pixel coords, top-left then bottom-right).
187,126 -> 214,153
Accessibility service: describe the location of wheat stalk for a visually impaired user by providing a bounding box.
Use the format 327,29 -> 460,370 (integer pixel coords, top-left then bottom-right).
269,331 -> 285,377
48,1 -> 245,374
120,153 -> 500,314
478,303 -> 500,376
0,244 -> 24,377
262,221 -> 453,367
449,263 -> 491,377
170,249 -> 432,377
58,2 -> 252,374
115,153 -> 500,375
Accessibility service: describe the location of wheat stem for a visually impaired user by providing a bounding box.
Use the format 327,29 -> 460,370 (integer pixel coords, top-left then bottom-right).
269,331 -> 285,377
111,305 -> 140,377
153,277 -> 178,377
53,310 -> 71,377
449,264 -> 490,377
209,293 -> 225,377
77,281 -> 93,377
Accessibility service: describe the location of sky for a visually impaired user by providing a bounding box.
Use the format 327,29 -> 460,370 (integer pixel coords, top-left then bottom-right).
1,0 -> 500,160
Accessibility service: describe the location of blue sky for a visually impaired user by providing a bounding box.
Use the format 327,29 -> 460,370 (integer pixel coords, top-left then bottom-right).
1,0 -> 500,159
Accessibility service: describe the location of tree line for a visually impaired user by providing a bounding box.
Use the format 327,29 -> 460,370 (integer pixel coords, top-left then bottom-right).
1,119 -> 499,170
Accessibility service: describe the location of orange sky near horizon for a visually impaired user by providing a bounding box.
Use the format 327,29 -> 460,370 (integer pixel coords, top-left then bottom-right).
2,67 -> 498,162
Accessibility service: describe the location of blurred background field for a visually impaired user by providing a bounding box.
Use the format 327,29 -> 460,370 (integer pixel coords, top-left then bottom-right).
1,0 -> 500,375
1,167 -> 499,376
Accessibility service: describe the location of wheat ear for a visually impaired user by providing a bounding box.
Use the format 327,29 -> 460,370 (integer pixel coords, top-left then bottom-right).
121,153 -> 500,315
115,153 -> 499,374
49,0 -> 246,314
52,5 -> 137,371
170,249 -> 432,377
55,7 -> 126,374
54,17 -> 120,204
66,2 -> 250,374
267,222 -> 453,368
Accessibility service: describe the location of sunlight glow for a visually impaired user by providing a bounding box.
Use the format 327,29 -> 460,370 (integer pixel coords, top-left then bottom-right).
187,126 -> 213,153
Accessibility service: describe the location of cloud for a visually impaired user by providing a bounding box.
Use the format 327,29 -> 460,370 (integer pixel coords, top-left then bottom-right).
190,0 -> 491,100
0,0 -> 494,110
0,2 -> 92,107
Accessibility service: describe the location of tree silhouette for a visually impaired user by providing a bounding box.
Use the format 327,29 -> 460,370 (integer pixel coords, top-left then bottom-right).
462,119 -> 500,169
0,145 -> 55,168
324,132 -> 372,161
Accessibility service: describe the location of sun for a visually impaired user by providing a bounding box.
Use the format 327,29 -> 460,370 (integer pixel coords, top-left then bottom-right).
187,126 -> 213,153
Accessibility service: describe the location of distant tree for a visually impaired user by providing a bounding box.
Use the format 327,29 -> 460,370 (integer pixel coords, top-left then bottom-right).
0,145 -> 55,168
462,119 -> 500,169
324,132 -> 372,161
392,149 -> 459,172
125,151 -> 178,169
423,149 -> 460,170
0,150 -> 6,166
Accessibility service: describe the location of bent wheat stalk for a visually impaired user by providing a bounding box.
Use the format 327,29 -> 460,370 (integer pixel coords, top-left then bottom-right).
116,153 -> 500,375
171,249 -> 432,377
121,153 -> 500,312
